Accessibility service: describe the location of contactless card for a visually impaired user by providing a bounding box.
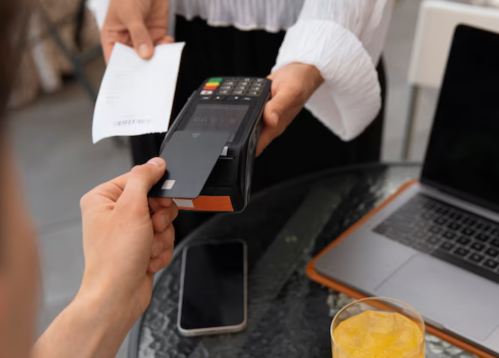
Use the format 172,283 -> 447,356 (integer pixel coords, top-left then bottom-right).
148,131 -> 230,199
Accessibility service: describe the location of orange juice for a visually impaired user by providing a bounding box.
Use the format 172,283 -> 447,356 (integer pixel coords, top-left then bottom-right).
333,310 -> 424,358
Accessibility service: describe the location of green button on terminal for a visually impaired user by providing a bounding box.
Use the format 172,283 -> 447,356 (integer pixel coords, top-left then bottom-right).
208,77 -> 223,83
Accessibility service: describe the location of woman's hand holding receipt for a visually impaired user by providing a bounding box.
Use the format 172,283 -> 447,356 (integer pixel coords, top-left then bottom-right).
101,0 -> 173,62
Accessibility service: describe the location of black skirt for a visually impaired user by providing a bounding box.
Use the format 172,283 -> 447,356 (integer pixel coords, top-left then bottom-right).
132,16 -> 387,240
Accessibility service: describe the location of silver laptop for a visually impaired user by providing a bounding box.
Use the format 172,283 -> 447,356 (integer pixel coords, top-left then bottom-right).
315,24 -> 499,356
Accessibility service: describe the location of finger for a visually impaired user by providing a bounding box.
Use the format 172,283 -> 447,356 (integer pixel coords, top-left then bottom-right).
148,197 -> 173,213
149,227 -> 175,272
148,248 -> 174,273
151,225 -> 175,258
256,125 -> 281,157
80,172 -> 129,210
150,199 -> 178,220
156,35 -> 175,45
100,28 -> 115,64
118,158 -> 166,206
127,21 -> 155,59
151,206 -> 178,234
102,41 -> 114,64
151,209 -> 170,234
101,30 -> 131,64
99,173 -> 129,198
263,85 -> 297,128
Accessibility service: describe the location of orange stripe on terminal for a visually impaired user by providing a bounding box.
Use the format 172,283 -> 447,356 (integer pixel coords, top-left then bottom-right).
175,196 -> 234,212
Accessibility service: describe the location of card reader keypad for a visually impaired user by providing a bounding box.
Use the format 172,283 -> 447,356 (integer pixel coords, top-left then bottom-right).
201,77 -> 265,98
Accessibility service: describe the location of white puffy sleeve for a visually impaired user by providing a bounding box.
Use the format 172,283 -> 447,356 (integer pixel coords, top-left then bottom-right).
273,0 -> 394,141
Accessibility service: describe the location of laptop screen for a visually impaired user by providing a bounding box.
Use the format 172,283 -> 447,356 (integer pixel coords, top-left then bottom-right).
421,25 -> 499,212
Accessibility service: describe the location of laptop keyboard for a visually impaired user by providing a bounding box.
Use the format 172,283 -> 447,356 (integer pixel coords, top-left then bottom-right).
374,194 -> 499,285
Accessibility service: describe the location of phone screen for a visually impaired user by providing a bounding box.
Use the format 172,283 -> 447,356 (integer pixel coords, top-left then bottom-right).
179,240 -> 246,331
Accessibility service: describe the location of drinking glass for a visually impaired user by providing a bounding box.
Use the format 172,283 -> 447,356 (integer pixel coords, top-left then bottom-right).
331,297 -> 425,358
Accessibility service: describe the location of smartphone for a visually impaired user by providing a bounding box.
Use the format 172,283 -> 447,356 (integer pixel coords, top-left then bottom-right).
178,239 -> 247,336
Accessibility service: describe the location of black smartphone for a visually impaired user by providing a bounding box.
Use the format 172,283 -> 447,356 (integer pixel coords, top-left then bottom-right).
178,239 -> 247,336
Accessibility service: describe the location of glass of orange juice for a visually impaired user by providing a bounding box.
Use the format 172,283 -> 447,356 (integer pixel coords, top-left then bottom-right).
331,297 -> 425,358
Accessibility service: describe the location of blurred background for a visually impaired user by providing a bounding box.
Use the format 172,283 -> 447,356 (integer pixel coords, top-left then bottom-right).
4,0 -> 494,356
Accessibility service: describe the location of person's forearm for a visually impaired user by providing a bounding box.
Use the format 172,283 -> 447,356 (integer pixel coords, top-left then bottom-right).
33,290 -> 137,358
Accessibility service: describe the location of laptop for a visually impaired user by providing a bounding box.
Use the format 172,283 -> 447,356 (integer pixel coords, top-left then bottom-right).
314,24 -> 499,355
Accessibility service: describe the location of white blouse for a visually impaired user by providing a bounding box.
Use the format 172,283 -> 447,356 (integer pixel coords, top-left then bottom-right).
89,0 -> 395,141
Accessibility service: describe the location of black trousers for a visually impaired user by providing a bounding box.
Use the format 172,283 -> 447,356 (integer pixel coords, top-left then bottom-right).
132,16 -> 387,241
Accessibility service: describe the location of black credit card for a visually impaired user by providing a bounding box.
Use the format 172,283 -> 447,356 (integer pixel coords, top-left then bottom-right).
149,131 -> 230,199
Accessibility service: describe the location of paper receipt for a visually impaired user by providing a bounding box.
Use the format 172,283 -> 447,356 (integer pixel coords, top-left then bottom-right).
92,42 -> 185,143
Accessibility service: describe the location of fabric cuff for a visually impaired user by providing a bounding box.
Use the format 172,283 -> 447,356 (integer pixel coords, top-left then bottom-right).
272,19 -> 381,141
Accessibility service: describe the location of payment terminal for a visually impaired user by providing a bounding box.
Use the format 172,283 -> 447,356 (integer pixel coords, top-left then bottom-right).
148,77 -> 271,212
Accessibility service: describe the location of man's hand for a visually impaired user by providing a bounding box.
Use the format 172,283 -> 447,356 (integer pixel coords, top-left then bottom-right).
257,63 -> 324,156
79,157 -> 177,319
101,0 -> 173,62
34,158 -> 178,358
